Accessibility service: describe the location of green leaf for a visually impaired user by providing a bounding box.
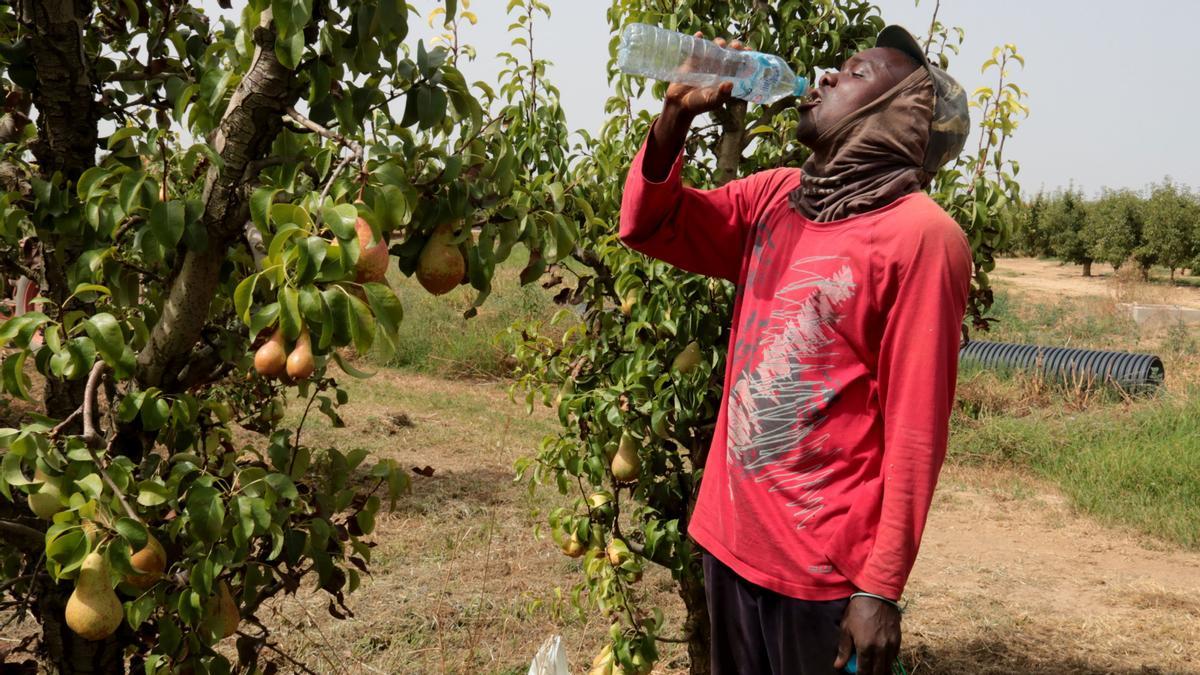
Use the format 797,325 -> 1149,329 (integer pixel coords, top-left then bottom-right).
119,170 -> 148,214
140,392 -> 171,431
107,126 -> 143,149
75,473 -> 104,500
234,273 -> 260,325
278,287 -> 302,341
137,479 -> 172,507
251,188 -> 281,231
276,30 -> 304,70
330,351 -> 375,379
2,352 -> 32,400
84,314 -> 132,377
149,199 -> 186,248
363,282 -> 403,347
346,292 -> 375,353
185,484 -> 225,544
115,517 -> 148,550
322,204 -> 359,240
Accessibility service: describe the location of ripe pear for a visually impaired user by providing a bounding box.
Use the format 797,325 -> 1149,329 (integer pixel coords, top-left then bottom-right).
286,328 -> 315,381
606,539 -> 630,566
671,340 -> 703,374
254,328 -> 287,378
65,552 -> 123,641
353,216 -> 390,283
125,534 -> 167,591
611,433 -> 641,483
27,476 -> 63,520
588,644 -> 614,675
205,581 -> 240,639
561,533 -> 586,558
416,223 -> 466,296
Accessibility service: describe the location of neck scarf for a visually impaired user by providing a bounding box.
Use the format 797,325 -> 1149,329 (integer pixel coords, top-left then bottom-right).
789,68 -> 935,222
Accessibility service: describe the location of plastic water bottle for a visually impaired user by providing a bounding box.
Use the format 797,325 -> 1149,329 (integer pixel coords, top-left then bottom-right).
617,23 -> 808,105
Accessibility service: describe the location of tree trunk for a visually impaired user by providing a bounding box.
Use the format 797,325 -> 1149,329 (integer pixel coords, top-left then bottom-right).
36,583 -> 125,674
135,13 -> 299,391
679,561 -> 712,675
1081,260 -> 1092,277
1141,264 -> 1151,282
713,101 -> 747,187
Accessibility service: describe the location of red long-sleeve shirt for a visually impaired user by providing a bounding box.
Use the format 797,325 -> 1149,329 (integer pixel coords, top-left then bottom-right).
619,136 -> 971,601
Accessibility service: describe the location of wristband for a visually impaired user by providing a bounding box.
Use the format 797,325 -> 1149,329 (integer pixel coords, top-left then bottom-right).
850,591 -> 905,614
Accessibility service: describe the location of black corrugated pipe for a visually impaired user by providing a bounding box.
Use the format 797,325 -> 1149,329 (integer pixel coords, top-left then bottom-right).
959,341 -> 1165,395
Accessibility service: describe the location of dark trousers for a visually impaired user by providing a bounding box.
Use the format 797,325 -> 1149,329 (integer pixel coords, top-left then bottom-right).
704,553 -> 849,675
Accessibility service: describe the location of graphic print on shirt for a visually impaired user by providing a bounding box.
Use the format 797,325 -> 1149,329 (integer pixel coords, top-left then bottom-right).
726,245 -> 857,531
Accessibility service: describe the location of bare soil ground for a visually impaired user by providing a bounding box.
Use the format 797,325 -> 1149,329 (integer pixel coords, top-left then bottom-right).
256,369 -> 1199,675
993,258 -> 1200,309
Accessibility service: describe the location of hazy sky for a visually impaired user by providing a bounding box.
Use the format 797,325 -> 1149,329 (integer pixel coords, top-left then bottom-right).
200,1 -> 1200,197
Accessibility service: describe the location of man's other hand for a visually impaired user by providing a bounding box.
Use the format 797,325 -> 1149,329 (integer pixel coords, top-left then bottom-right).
834,595 -> 902,675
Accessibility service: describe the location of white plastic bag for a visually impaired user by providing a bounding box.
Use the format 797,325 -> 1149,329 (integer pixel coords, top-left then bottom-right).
528,634 -> 570,675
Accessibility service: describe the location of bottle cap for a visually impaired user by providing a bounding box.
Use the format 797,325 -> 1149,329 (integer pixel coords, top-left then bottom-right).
793,76 -> 809,98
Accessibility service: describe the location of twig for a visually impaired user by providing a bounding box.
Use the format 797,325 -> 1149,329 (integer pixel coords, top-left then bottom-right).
284,107 -> 363,156
49,408 -> 83,438
0,521 -> 43,550
81,361 -> 108,448
240,632 -> 322,675
316,152 -> 356,211
923,0 -> 943,56
89,443 -> 142,523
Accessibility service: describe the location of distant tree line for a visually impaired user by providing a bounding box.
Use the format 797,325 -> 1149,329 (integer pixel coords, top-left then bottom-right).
1010,179 -> 1200,280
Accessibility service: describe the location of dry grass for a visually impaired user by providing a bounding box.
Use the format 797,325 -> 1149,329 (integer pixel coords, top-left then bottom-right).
239,370 -> 1200,675
251,370 -> 692,674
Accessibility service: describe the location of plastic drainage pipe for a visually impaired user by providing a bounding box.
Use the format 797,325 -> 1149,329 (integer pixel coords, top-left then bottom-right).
958,340 -> 1165,395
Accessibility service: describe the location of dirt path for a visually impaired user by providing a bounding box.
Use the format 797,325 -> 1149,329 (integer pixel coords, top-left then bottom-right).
993,258 -> 1200,309
904,467 -> 1200,674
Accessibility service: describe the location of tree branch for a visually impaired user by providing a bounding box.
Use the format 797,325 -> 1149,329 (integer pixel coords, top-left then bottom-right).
0,521 -> 44,551
135,10 -> 304,391
81,361 -> 107,448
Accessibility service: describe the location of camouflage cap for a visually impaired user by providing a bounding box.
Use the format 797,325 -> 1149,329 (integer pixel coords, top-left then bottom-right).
876,25 -> 970,173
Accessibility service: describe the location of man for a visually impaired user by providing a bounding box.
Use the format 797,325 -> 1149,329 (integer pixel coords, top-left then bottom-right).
618,25 -> 972,675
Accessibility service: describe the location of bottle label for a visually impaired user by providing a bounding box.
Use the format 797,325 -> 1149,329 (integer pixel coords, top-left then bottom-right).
733,53 -> 783,104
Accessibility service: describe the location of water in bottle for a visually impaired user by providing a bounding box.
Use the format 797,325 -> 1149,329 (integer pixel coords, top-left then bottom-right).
617,23 -> 808,105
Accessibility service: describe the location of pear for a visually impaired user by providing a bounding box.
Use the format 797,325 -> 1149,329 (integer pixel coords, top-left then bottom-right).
65,552 -> 123,641
353,217 -> 390,283
286,328 -> 315,381
588,644 -> 614,675
416,223 -> 466,296
611,433 -> 641,483
125,534 -> 167,591
561,533 -> 586,559
253,328 -> 287,379
671,341 -> 703,374
27,476 -> 63,520
204,581 -> 240,639
606,539 -> 630,566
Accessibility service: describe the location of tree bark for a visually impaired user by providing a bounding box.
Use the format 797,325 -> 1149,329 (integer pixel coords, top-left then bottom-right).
16,1 -> 100,420
16,0 -> 100,179
135,16 -> 300,391
680,563 -> 712,675
1082,260 -> 1092,277
713,101 -> 747,187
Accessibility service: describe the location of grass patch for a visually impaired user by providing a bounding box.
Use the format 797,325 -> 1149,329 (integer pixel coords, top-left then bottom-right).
373,246 -> 569,379
949,394 -> 1200,549
954,289 -> 1200,549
